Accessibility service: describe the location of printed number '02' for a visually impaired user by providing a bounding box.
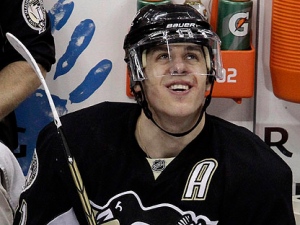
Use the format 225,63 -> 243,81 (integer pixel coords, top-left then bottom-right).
217,68 -> 237,83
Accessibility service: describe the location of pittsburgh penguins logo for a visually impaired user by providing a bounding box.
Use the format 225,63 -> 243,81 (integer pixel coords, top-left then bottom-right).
91,191 -> 218,224
22,0 -> 46,33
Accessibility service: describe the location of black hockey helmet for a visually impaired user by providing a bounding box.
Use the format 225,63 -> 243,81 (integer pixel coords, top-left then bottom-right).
123,3 -> 223,84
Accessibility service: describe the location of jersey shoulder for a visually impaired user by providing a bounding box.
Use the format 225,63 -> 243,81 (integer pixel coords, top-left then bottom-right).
38,102 -> 140,145
205,114 -> 291,173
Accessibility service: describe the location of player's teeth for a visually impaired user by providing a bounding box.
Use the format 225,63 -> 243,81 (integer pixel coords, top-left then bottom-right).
170,84 -> 189,90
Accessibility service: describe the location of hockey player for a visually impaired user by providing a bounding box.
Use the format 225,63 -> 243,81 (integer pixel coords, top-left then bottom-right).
1,0 -> 55,223
13,4 -> 295,225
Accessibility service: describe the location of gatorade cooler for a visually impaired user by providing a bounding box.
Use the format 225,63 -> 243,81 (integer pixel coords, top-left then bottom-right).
270,0 -> 300,103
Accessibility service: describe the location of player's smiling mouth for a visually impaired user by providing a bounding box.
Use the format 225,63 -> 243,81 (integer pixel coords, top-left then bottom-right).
168,84 -> 190,92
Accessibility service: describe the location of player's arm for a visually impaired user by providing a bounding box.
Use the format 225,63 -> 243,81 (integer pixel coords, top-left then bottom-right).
0,61 -> 46,120
0,0 -> 55,120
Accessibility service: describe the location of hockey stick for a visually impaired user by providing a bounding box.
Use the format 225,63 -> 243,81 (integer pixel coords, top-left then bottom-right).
6,33 -> 96,225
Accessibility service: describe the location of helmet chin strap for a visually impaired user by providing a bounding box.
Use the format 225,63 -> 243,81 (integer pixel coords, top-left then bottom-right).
133,79 -> 215,137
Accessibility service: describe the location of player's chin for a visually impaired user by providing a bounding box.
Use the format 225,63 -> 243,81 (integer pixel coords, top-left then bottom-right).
166,103 -> 199,117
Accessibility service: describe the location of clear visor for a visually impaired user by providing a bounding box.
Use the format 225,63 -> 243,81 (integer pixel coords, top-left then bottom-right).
128,28 -> 223,81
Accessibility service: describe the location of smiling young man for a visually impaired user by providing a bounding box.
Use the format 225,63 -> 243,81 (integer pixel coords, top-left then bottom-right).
133,43 -> 212,159
14,4 -> 295,225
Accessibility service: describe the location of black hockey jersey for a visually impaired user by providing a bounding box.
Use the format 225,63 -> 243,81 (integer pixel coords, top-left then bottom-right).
14,102 -> 295,225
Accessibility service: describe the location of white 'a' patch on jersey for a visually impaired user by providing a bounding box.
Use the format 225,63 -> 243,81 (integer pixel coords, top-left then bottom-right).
182,158 -> 218,201
22,0 -> 47,33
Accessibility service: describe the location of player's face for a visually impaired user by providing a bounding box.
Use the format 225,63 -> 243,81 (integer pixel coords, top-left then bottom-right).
136,43 -> 211,122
